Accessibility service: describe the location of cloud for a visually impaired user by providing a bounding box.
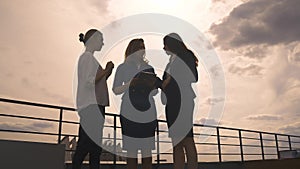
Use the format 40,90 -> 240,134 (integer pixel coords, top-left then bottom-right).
86,0 -> 110,14
0,122 -> 54,132
209,64 -> 223,77
211,0 -> 249,3
246,114 -> 283,121
278,122 -> 300,136
210,0 -> 300,49
237,45 -> 269,59
195,118 -> 220,126
228,63 -> 263,76
288,43 -> 300,65
205,97 -> 224,105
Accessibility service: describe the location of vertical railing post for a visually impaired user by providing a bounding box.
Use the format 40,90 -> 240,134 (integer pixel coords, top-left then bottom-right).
113,115 -> 117,167
238,130 -> 244,162
156,120 -> 160,166
260,133 -> 265,160
58,108 -> 63,144
216,127 -> 222,162
275,134 -> 280,159
288,135 -> 292,150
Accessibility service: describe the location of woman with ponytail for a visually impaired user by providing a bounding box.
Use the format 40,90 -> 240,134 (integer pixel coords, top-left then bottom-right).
73,29 -> 114,169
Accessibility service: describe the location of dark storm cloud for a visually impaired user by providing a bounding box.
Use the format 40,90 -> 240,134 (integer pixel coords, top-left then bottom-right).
228,64 -> 263,76
210,0 -> 300,49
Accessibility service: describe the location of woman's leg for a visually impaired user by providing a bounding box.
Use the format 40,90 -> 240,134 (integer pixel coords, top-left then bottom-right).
127,149 -> 138,169
141,149 -> 152,169
89,143 -> 102,169
72,126 -> 89,169
183,137 -> 197,169
173,139 -> 185,169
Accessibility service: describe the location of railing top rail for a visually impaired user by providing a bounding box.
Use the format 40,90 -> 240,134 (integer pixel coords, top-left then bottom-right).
0,98 -> 75,111
1,97 -> 300,138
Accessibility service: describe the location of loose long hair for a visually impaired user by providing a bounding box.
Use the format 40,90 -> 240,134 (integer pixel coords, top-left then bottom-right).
124,38 -> 148,63
163,33 -> 198,67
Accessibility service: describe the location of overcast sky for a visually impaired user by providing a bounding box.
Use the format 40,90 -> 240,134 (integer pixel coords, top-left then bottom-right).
1,0 -> 300,140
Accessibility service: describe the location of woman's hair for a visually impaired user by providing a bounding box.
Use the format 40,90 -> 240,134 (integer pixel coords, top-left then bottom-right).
163,33 -> 198,66
124,38 -> 145,60
79,29 -> 102,45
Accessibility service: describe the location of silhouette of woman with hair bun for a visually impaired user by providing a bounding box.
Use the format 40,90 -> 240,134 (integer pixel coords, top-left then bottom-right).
73,29 -> 114,169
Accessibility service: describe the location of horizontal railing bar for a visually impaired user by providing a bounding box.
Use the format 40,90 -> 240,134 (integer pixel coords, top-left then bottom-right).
219,143 -> 240,147
274,139 -> 290,143
197,153 -> 221,155
262,145 -> 279,148
243,153 -> 276,156
0,98 -> 75,111
0,114 -> 120,129
219,135 -> 239,139
195,142 -> 218,145
219,153 -> 242,155
240,136 -> 260,141
242,145 -> 290,149
159,153 -> 228,156
102,137 -> 122,141
154,152 -> 172,155
156,140 -> 172,143
0,113 -> 79,126
194,133 -> 218,137
157,130 -> 168,132
0,129 -> 60,136
145,152 -> 230,156
243,144 -> 265,148
104,125 -> 122,129
0,113 -> 62,123
261,138 -> 276,142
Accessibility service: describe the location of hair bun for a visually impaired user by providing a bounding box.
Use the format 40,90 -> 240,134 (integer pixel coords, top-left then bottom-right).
79,33 -> 85,43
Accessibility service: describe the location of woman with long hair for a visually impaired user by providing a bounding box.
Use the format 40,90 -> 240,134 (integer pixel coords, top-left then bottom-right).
162,33 -> 198,169
112,39 -> 161,169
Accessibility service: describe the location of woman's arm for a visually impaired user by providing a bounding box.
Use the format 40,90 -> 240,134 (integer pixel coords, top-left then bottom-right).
112,81 -> 130,95
112,65 -> 130,95
95,61 -> 114,83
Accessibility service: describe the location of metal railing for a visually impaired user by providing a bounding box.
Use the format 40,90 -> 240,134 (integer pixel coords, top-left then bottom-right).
1,97 -> 300,164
